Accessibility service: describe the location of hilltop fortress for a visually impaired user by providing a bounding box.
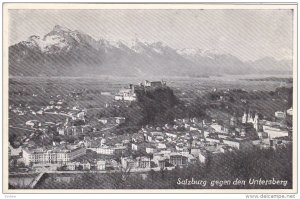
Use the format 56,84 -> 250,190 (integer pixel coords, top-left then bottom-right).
115,80 -> 167,101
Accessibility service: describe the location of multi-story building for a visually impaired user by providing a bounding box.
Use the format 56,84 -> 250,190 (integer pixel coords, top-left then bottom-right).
96,146 -> 114,155
121,156 -> 151,169
262,124 -> 289,139
81,162 -> 91,170
146,147 -> 156,154
169,153 -> 187,166
121,157 -> 139,169
95,145 -> 127,155
153,154 -> 167,169
143,80 -> 166,88
115,87 -> 137,101
190,148 -> 202,156
137,157 -> 151,168
198,150 -> 209,163
205,137 -> 221,144
22,145 -> 86,166
287,108 -> 293,116
115,117 -> 126,124
131,143 -> 138,151
222,138 -> 253,150
97,160 -> 106,170
275,111 -> 286,119
57,127 -> 65,135
66,162 -> 76,170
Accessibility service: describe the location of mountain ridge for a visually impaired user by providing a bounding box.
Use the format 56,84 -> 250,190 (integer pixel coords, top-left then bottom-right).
9,25 -> 293,77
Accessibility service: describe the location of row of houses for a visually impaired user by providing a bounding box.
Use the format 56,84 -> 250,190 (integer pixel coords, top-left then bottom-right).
121,145 -> 230,170
89,144 -> 127,155
65,159 -> 111,171
22,145 -> 86,166
98,117 -> 126,125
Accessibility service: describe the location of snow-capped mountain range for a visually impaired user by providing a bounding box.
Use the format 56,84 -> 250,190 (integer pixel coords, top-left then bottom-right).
9,25 -> 292,77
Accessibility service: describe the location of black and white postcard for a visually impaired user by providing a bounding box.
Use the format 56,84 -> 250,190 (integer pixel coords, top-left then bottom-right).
2,3 -> 298,194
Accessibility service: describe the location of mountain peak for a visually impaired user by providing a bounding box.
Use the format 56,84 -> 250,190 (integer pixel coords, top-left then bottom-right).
53,25 -> 71,32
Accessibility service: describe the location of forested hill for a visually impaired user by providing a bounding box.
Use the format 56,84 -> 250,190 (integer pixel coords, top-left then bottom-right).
134,87 -> 180,125
113,86 -> 208,135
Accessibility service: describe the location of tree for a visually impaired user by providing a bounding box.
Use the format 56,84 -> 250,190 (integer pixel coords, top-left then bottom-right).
160,168 -> 166,180
149,169 -> 155,180
17,162 -> 25,168
107,165 -> 132,189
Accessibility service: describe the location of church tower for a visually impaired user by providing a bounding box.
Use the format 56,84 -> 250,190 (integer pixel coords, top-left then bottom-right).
253,113 -> 259,131
230,113 -> 237,127
242,111 -> 248,124
247,111 -> 254,124
64,117 -> 69,127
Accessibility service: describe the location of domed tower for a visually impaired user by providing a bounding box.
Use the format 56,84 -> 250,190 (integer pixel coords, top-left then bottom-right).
100,138 -> 106,146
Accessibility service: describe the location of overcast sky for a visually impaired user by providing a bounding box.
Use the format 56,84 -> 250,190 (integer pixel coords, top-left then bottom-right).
9,9 -> 293,61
